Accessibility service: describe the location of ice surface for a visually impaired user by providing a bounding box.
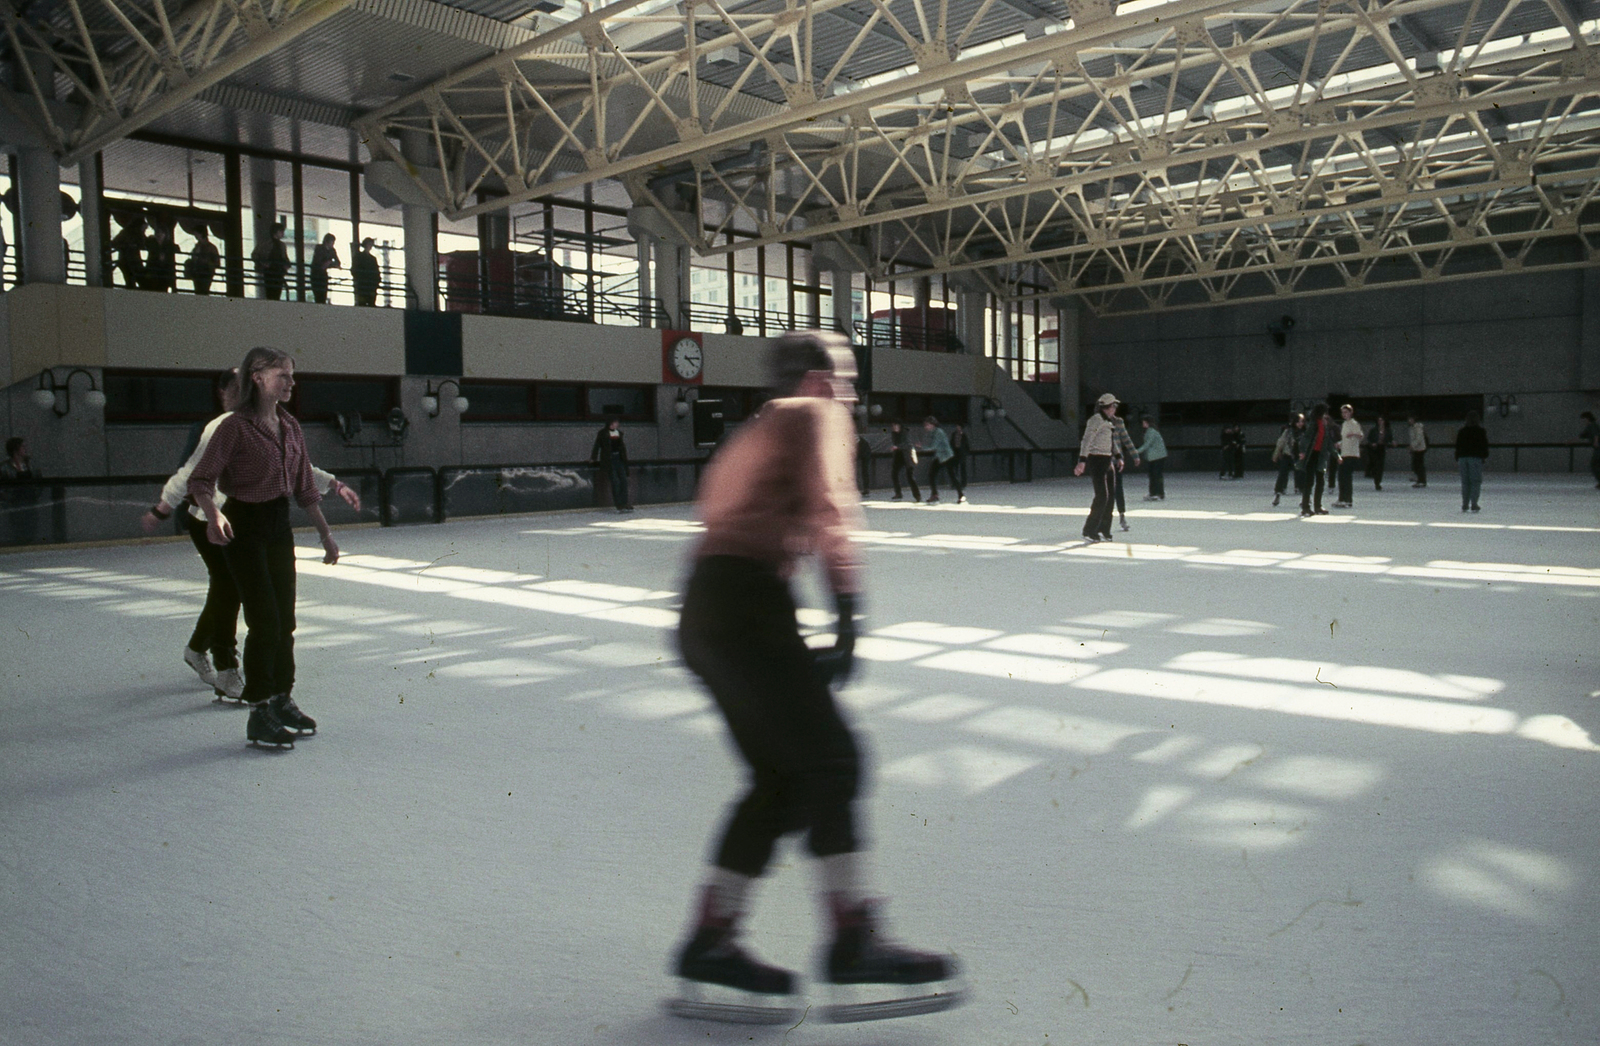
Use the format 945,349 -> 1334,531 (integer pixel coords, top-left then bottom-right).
1,474 -> 1596,1045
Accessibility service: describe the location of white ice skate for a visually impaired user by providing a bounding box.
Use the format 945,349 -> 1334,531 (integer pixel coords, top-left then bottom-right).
662,979 -> 804,1025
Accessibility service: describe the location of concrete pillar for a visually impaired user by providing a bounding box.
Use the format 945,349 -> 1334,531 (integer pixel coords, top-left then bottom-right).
830,269 -> 852,333
636,234 -> 655,327
400,133 -> 435,311
957,290 -> 987,354
77,158 -> 103,287
655,242 -> 689,328
1057,301 -> 1082,432
249,156 -> 277,299
16,146 -> 64,285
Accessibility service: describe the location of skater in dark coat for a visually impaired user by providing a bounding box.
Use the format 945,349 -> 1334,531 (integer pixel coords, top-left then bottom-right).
591,419 -> 632,511
669,330 -> 957,1024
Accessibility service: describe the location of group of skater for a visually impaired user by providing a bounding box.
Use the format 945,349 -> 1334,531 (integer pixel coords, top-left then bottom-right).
1269,406 -> 1490,514
142,333 -> 958,1026
882,418 -> 970,504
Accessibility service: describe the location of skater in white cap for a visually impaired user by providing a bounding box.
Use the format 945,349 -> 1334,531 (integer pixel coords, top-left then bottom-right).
667,330 -> 961,1025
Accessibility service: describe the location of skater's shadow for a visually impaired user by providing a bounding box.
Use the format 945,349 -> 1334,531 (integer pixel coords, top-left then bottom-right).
5,743 -> 267,803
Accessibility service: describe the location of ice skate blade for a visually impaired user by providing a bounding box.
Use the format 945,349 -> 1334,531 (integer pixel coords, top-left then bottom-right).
822,986 -> 964,1024
663,997 -> 801,1025
246,739 -> 294,750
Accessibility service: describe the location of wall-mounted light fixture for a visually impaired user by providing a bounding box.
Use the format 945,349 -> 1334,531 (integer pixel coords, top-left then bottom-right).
1488,394 -> 1520,418
675,387 -> 692,419
1268,314 -> 1296,347
31,368 -> 105,417
421,379 -> 469,418
981,398 -> 1006,421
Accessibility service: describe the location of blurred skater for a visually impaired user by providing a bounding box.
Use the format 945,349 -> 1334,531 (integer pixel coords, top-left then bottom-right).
668,331 -> 959,1024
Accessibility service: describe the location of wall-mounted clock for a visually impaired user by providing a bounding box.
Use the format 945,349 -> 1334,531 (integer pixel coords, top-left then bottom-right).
663,331 -> 704,384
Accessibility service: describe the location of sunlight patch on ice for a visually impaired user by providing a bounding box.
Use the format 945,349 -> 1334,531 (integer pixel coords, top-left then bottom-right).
917,649 -> 1101,684
1419,841 -> 1577,922
962,706 -> 1151,754
880,745 -> 1041,794
1246,756 -> 1386,800
1167,652 -> 1504,701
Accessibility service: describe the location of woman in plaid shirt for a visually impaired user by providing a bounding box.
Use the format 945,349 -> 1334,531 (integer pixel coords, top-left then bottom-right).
189,347 -> 340,748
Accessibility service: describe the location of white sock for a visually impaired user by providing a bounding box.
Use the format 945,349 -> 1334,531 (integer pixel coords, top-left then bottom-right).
817,852 -> 866,918
699,867 -> 753,923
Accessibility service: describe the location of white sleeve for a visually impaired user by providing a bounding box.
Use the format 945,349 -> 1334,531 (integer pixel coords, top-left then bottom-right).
311,465 -> 337,495
160,414 -> 229,511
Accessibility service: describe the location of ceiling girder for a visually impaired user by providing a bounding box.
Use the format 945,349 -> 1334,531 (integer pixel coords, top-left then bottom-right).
0,0 -> 356,164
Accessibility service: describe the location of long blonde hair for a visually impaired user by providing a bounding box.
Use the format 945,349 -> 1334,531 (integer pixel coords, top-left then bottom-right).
233,347 -> 294,414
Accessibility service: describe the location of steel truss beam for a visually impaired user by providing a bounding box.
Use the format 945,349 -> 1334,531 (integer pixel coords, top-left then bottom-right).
1,0 -> 355,164
356,0 -> 1600,311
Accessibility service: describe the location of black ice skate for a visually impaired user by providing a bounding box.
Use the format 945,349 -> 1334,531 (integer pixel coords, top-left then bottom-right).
270,694 -> 316,734
663,921 -> 800,1025
820,900 -> 963,1024
246,703 -> 295,749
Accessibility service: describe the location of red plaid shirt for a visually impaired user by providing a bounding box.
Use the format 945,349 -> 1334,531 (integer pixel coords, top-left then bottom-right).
188,405 -> 321,509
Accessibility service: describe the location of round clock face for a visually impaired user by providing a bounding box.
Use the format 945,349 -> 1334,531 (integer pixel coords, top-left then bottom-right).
671,336 -> 703,380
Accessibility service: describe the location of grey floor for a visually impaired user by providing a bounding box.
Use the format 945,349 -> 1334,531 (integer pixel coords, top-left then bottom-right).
1,472 -> 1596,1046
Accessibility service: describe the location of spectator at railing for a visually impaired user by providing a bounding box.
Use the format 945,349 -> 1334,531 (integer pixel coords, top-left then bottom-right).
254,222 -> 289,300
110,212 -> 145,289
143,217 -> 177,292
352,237 -> 381,306
592,418 -> 633,513
311,234 -> 341,304
185,228 -> 221,296
1,437 -> 42,545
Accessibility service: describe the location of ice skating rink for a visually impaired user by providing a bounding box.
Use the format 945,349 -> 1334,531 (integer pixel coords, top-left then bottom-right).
2,474 -> 1596,1046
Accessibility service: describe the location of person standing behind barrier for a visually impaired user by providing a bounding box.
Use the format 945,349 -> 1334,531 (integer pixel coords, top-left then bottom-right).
352,237 -> 381,306
1110,408 -> 1140,531
1579,411 -> 1600,490
917,416 -> 956,504
1299,404 -> 1333,516
950,423 -> 970,503
188,347 -> 339,748
1333,404 -> 1362,508
1074,393 -> 1122,542
1407,415 -> 1428,487
1365,415 -> 1392,491
889,421 -> 920,502
2,437 -> 41,544
1137,417 -> 1167,500
254,223 -> 290,301
591,419 -> 633,513
142,375 -> 359,702
1455,410 -> 1489,512
311,234 -> 341,304
1272,413 -> 1304,506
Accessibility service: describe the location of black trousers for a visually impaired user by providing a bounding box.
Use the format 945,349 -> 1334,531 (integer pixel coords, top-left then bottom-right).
1369,446 -> 1387,488
892,450 -> 920,500
926,457 -> 959,500
1411,450 -> 1428,485
1338,457 -> 1356,503
185,512 -> 239,670
220,498 -> 296,703
1301,460 -> 1326,512
1083,456 -> 1116,537
1147,459 -> 1165,498
1113,465 -> 1126,515
603,459 -> 630,509
678,556 -> 862,877
1274,457 -> 1296,496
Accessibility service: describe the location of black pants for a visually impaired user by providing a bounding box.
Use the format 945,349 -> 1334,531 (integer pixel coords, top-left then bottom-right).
1083,456 -> 1115,537
1147,459 -> 1165,498
678,556 -> 862,877
1369,447 -> 1386,489
1411,450 -> 1428,485
1274,457 -> 1296,496
185,512 -> 239,670
1301,460 -> 1326,512
1338,458 -> 1356,504
952,453 -> 968,495
1113,466 -> 1126,515
311,274 -> 330,304
605,459 -> 630,509
892,450 -> 920,501
220,498 -> 296,703
926,457 -> 959,500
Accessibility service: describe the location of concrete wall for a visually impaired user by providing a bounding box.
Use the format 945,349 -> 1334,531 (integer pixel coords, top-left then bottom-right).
1081,269 -> 1600,464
